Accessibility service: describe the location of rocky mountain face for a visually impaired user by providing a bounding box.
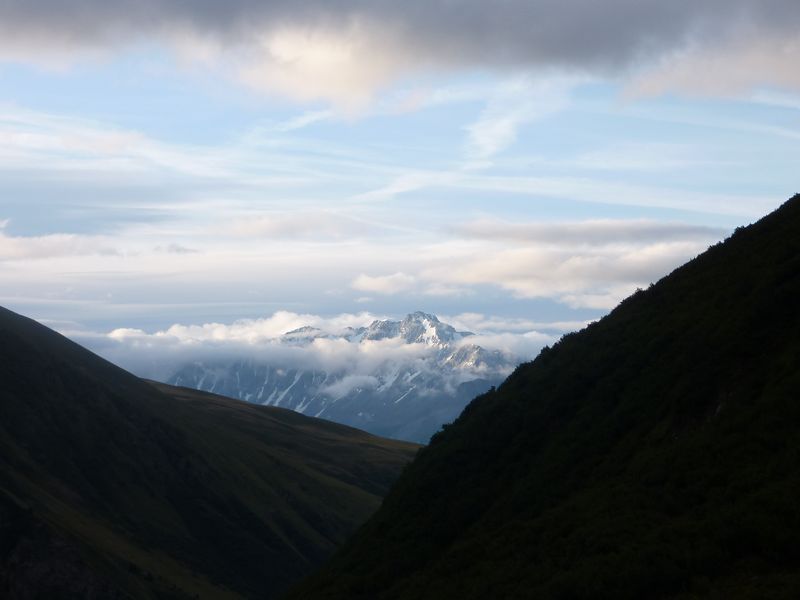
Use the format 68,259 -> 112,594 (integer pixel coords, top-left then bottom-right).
168,312 -> 515,443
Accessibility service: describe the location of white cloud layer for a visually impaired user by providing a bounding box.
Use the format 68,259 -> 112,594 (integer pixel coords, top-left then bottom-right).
331,217 -> 725,311
69,310 -> 558,383
0,208 -> 730,324
421,240 -> 710,308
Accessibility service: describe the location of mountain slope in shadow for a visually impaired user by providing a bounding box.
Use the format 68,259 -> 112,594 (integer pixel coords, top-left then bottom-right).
0,306 -> 419,599
289,194 -> 800,599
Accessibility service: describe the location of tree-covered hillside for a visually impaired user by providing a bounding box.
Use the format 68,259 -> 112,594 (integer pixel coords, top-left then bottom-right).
289,194 -> 800,599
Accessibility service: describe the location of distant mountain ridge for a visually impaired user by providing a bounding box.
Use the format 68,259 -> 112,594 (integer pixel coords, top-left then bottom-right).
169,311 -> 514,442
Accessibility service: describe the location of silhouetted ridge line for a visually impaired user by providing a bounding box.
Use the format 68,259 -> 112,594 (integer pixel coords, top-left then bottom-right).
288,193 -> 800,599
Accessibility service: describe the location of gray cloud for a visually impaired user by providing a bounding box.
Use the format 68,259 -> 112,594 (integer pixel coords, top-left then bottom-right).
455,218 -> 728,246
2,1 -> 799,102
0,1 -> 794,61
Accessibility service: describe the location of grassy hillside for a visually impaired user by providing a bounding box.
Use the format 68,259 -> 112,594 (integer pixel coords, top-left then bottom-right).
0,307 -> 419,599
289,193 -> 800,599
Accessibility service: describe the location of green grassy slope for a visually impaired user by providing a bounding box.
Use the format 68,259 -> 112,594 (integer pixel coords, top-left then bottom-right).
289,194 -> 800,600
0,307 -> 419,599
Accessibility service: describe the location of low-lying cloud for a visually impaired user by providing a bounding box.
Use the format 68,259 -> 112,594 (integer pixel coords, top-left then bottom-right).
69,310 -> 560,384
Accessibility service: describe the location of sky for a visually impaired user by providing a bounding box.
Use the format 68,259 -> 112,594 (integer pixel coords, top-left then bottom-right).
0,0 -> 799,370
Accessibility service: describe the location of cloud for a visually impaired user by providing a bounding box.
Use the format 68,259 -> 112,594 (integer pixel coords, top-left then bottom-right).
628,31 -> 800,98
560,285 -> 644,310
422,283 -> 472,298
464,77 -> 574,163
71,309 -> 546,383
273,109 -> 334,131
351,166 -> 775,217
751,90 -> 800,111
141,310 -> 383,343
155,243 -> 199,254
0,106 -> 245,180
225,211 -> 373,239
352,272 -> 416,294
234,21 -> 415,110
423,240 -> 709,302
2,2 -> 800,105
458,330 -> 556,360
443,312 -> 593,334
566,142 -> 720,172
0,228 -> 118,260
320,374 -> 379,399
416,217 -> 726,308
455,218 -> 727,245
81,311 -> 391,379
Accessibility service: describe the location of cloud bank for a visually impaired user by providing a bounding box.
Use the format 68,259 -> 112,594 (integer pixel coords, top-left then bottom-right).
2,1 -> 799,104
70,310 -> 560,383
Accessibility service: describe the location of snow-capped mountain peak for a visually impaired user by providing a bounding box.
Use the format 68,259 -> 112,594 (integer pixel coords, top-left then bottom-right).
359,311 -> 473,347
169,311 -> 518,442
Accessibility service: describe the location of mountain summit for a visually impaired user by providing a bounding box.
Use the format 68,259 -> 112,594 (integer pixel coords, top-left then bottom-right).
290,194 -> 800,599
169,312 -> 514,442
359,311 -> 470,346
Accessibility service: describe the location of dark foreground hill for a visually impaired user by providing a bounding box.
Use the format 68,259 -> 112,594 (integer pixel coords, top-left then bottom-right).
0,307 -> 418,599
289,194 -> 800,599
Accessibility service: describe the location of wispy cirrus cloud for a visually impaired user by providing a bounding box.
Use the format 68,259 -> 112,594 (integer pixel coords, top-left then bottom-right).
464,77 -> 575,164
750,90 -> 800,111
272,109 -> 334,132
352,166 -> 775,217
565,142 -> 722,172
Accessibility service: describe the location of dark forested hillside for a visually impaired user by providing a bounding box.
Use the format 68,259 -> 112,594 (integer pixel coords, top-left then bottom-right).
0,307 -> 418,599
289,194 -> 800,600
